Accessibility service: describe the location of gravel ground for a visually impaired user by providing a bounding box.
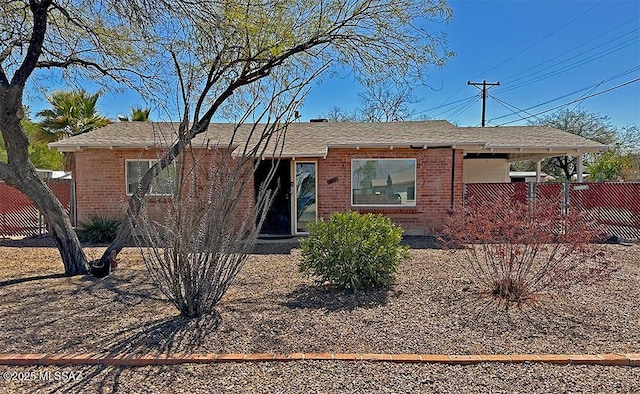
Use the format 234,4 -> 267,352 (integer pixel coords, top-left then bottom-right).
1,362 -> 638,393
0,241 -> 638,392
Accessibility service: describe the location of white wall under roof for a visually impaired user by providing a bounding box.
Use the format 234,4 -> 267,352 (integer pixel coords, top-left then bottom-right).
463,158 -> 510,183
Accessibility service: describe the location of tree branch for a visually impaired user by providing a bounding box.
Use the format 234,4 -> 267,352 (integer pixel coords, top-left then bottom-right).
36,58 -> 116,75
11,0 -> 52,88
0,64 -> 8,86
0,37 -> 29,64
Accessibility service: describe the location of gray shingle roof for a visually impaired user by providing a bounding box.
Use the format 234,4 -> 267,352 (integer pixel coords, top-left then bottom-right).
457,126 -> 608,151
49,120 -> 607,156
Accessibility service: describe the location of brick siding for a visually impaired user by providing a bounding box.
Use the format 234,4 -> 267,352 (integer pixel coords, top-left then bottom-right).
317,147 -> 464,235
73,147 -> 464,234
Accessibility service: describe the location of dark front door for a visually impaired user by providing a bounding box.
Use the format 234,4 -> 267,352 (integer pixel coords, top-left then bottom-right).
255,159 -> 291,236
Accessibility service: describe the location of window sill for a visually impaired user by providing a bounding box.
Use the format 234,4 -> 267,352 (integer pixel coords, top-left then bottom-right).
352,206 -> 419,214
125,194 -> 173,202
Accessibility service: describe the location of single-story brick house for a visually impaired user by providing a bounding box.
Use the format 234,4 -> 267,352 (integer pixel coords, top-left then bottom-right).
49,120 -> 606,236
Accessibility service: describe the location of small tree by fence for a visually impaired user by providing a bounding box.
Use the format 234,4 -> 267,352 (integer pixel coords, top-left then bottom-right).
442,196 -> 617,309
464,182 -> 640,241
0,180 -> 74,238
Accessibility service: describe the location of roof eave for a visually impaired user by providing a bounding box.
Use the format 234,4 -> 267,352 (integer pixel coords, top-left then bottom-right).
49,142 -> 241,153
47,143 -> 153,152
326,142 -> 486,150
467,145 -> 608,154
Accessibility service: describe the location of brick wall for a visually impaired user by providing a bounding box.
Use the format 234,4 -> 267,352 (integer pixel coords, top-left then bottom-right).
317,147 -> 464,235
73,148 -> 255,225
74,148 -> 136,221
73,146 -> 464,235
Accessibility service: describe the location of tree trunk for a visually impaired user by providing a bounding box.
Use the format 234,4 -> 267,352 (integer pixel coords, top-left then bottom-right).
0,167 -> 88,277
11,172 -> 88,276
102,212 -> 133,262
1,86 -> 88,276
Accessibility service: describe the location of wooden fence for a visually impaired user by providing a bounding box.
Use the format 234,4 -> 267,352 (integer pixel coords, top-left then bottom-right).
464,182 -> 640,241
0,180 -> 73,238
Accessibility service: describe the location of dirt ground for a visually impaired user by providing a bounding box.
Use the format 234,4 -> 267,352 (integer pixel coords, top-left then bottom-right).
0,240 -> 638,392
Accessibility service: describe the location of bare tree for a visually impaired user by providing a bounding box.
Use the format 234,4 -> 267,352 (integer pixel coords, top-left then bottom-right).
533,109 -> 617,180
1,1 -> 453,275
324,106 -> 358,122
359,83 -> 419,122
323,82 -> 419,122
135,71 -> 314,318
101,0 -> 454,262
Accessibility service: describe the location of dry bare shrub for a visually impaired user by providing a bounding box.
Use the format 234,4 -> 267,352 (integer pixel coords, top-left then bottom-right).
128,69 -> 313,319
441,196 -> 619,309
134,125 -> 287,319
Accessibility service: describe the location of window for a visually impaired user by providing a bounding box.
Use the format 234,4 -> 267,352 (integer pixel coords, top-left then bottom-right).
126,160 -> 176,196
295,162 -> 317,233
352,159 -> 416,206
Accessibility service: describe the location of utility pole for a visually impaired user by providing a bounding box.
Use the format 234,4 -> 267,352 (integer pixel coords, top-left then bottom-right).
467,80 -> 500,127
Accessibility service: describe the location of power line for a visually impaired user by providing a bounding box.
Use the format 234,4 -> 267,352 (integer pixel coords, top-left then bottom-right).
494,78 -> 640,126
430,96 -> 478,119
470,0 -> 606,80
497,36 -> 639,93
467,80 -> 500,127
489,84 -> 596,122
414,94 -> 477,115
425,2 -> 625,121
421,85 -> 468,115
489,95 -> 541,123
498,16 -> 639,84
447,96 -> 480,121
487,66 -> 640,123
569,80 -> 604,112
489,97 -> 530,123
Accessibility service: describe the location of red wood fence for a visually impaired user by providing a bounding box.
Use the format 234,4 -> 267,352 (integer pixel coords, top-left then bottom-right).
0,180 -> 73,238
464,182 -> 640,241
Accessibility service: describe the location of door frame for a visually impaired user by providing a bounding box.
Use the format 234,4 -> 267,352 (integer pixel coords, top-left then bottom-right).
255,158 -> 292,237
293,159 -> 318,234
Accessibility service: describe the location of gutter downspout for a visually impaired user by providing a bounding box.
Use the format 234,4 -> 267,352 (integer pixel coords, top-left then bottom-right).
451,149 -> 456,209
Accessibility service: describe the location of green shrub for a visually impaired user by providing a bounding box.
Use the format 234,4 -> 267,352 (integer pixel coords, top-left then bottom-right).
77,216 -> 121,244
299,211 -> 409,291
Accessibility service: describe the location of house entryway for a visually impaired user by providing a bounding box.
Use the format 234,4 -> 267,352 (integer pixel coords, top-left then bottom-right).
255,159 -> 292,236
254,159 -> 318,237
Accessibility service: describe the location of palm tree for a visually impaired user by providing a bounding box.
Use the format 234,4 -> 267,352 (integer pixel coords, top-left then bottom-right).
118,106 -> 151,122
36,90 -> 111,143
35,90 -> 110,171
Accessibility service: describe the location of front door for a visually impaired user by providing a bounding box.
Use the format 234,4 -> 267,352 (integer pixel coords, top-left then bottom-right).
255,159 -> 291,236
295,161 -> 317,233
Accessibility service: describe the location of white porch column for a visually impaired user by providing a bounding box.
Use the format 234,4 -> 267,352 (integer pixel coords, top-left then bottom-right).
535,160 -> 541,183
576,153 -> 584,182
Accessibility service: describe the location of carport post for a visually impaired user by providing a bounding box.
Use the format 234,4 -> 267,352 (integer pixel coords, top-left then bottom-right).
576,153 -> 584,182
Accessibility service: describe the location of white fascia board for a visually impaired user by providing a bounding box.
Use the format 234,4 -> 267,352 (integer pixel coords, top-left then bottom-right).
326,142 -> 485,149
471,145 -> 607,154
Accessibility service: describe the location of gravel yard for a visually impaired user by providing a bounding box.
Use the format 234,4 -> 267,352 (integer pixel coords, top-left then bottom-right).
0,242 -> 638,392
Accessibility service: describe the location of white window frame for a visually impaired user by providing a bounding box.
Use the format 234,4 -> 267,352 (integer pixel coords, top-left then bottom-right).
293,160 -> 318,234
125,159 -> 175,196
351,158 -> 417,207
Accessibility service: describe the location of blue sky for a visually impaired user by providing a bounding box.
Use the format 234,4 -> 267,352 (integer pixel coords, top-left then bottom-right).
27,0 -> 640,129
299,0 -> 640,128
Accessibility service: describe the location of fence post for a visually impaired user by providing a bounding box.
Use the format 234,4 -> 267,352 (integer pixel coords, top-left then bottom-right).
528,181 -> 536,200
71,181 -> 77,227
528,181 -> 536,216
462,183 -> 467,207
563,182 -> 570,216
